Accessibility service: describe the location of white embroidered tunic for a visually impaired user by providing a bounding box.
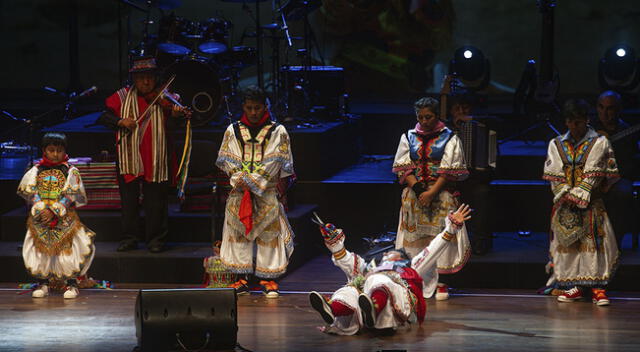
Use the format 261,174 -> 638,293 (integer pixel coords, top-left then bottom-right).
392,126 -> 471,297
216,121 -> 295,278
543,128 -> 620,287
18,164 -> 95,280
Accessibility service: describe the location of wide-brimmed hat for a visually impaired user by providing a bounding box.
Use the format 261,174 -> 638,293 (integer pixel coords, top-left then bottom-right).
129,56 -> 158,73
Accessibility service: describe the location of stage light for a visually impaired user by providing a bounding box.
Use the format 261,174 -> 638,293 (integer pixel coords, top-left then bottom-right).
598,44 -> 640,93
449,46 -> 491,91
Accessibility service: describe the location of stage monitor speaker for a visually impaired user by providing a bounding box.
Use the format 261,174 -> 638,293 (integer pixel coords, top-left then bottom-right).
135,288 -> 237,352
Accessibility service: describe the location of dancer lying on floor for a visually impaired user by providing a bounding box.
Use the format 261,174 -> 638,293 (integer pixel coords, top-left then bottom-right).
309,204 -> 472,335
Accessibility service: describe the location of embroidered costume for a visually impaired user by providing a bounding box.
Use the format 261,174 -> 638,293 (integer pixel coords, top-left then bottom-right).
18,162 -> 95,280
315,216 -> 462,335
543,128 -> 620,288
392,123 -> 470,297
216,117 -> 295,278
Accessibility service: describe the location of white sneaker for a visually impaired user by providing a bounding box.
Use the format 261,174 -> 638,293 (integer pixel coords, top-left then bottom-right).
435,283 -> 449,301
63,286 -> 79,299
32,285 -> 49,298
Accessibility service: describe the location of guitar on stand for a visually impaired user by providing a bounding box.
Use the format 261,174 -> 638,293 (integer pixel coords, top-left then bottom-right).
508,0 -> 561,143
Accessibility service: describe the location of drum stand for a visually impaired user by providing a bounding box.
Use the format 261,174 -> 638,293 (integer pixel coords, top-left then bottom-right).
239,1 -> 266,89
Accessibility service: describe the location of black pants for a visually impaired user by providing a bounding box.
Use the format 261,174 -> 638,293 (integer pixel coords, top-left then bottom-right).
118,175 -> 169,247
457,170 -> 493,252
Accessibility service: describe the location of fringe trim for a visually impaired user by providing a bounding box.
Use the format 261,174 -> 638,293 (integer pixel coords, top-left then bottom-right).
438,247 -> 471,274
543,174 -> 566,182
26,228 -> 96,281
216,154 -> 243,169
565,193 -> 589,208
27,212 -> 83,256
255,262 -> 288,279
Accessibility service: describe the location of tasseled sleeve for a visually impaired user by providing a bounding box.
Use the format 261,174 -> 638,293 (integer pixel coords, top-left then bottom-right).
392,133 -> 416,185
437,134 -> 469,181
62,166 -> 87,207
566,136 -> 620,208
542,139 -> 571,204
332,250 -> 368,280
262,125 -> 294,179
411,215 -> 460,276
17,166 -> 39,204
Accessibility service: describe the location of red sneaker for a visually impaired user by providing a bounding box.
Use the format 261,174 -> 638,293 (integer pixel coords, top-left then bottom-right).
228,279 -> 250,295
557,287 -> 582,302
435,283 -> 449,301
591,288 -> 610,306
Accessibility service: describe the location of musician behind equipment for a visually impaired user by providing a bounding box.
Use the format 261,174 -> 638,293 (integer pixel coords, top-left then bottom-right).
448,93 -> 495,255
593,90 -> 640,247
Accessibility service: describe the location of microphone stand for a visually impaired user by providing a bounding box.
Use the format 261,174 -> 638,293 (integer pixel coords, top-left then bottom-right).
1,86 -> 98,165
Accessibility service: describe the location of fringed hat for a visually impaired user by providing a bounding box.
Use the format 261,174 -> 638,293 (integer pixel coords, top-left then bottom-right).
129,56 -> 158,73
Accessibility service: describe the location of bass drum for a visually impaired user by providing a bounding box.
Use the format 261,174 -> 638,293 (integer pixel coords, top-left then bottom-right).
164,57 -> 224,127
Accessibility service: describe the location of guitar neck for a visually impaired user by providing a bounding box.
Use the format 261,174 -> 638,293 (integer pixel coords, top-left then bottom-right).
610,123 -> 640,142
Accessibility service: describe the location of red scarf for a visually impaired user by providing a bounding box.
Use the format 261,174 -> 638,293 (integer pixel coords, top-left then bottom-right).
415,121 -> 445,136
240,111 -> 271,127
237,110 -> 271,235
38,154 -> 69,167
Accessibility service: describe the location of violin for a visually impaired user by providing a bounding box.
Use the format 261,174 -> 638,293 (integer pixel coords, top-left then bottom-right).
142,84 -> 192,119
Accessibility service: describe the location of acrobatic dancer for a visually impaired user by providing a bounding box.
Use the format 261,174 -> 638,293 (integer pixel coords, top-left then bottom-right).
309,204 -> 472,335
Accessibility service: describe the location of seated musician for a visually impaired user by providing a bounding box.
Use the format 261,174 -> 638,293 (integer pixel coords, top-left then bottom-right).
593,90 -> 639,247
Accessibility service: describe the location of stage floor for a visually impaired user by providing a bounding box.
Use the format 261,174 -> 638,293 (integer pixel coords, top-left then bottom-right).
2,285 -> 640,352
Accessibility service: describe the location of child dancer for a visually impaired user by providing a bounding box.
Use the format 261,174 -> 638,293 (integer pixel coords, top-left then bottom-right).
18,132 -> 96,298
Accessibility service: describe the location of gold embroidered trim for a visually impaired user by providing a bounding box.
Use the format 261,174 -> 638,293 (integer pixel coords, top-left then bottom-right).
256,237 -> 279,248
25,227 -> 95,280
333,248 -> 347,260
220,257 -> 252,269
27,211 -> 81,256
255,261 -> 288,274
227,235 -> 251,243
442,231 -> 455,242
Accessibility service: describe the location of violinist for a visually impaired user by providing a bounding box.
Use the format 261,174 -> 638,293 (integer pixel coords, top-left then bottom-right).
98,56 -> 188,253
593,90 -> 638,246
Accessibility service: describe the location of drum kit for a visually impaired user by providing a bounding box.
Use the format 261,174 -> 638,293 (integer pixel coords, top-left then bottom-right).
122,0 -> 320,127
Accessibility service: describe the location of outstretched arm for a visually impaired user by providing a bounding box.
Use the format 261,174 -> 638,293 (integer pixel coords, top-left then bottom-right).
411,204 -> 472,275
317,221 -> 367,279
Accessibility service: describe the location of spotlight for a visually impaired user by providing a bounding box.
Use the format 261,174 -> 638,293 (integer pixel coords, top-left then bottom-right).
598,44 -> 640,93
449,46 -> 490,91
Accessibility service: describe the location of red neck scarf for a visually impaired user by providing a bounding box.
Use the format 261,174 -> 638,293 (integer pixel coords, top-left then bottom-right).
415,121 -> 445,136
38,154 -> 69,167
240,111 -> 271,127
237,110 -> 271,236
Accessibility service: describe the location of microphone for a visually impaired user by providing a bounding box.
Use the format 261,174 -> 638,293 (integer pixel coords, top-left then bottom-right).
78,86 -> 98,98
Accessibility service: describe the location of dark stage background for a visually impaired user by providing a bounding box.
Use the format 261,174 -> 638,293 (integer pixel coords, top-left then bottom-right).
1,0 -> 639,97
